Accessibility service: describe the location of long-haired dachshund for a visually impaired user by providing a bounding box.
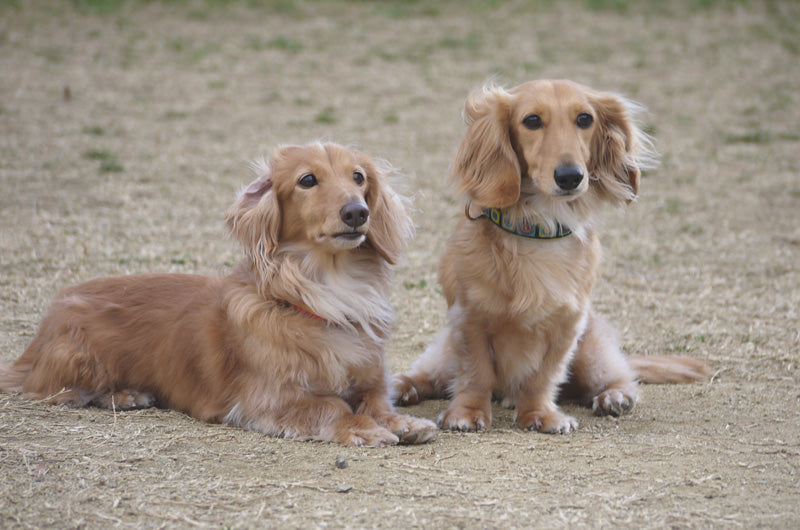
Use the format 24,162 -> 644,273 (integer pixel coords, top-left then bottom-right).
0,142 -> 436,446
393,80 -> 709,433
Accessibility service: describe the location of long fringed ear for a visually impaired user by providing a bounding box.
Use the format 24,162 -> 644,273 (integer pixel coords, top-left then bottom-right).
588,92 -> 656,205
451,84 -> 521,208
361,156 -> 414,265
225,158 -> 281,270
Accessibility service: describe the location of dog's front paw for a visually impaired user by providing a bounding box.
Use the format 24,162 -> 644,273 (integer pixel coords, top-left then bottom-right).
381,413 -> 437,444
438,405 -> 490,432
592,386 -> 638,417
332,415 -> 399,447
347,427 -> 400,447
343,425 -> 399,447
516,409 -> 578,434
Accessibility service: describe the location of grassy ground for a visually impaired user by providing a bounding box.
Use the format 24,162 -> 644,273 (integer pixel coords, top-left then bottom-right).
1,0 -> 799,528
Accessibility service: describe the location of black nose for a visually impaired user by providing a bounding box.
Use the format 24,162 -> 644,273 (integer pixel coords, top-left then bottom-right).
339,201 -> 369,228
554,165 -> 584,191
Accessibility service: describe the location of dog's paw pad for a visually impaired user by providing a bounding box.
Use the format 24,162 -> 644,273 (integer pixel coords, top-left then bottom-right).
93,389 -> 156,410
390,375 -> 420,406
380,414 -> 437,444
400,418 -> 437,444
592,388 -> 638,417
346,427 -> 399,447
438,406 -> 489,432
517,410 -> 578,434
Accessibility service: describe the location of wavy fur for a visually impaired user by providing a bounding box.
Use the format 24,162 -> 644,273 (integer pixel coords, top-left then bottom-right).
0,142 -> 435,447
394,80 -> 708,434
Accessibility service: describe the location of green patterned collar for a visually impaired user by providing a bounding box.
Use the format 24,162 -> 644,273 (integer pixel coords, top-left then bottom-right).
467,205 -> 572,239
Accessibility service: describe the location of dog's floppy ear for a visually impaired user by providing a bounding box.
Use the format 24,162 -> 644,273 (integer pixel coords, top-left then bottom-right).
451,84 -> 521,208
361,156 -> 413,265
588,92 -> 655,205
225,157 -> 281,269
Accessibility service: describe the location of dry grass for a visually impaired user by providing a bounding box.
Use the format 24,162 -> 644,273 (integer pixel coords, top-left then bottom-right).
1,0 -> 799,528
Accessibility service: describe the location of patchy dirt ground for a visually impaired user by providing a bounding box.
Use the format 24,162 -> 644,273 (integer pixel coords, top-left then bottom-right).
1,1 -> 798,528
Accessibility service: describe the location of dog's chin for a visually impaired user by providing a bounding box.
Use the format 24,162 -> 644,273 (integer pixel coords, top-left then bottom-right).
554,189 -> 587,201
325,232 -> 367,250
520,188 -> 586,204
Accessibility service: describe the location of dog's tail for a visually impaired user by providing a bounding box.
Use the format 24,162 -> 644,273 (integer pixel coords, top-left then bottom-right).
0,361 -> 30,393
627,354 -> 710,384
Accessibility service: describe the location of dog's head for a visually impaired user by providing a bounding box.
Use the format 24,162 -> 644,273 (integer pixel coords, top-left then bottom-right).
452,79 -> 654,209
226,142 -> 411,270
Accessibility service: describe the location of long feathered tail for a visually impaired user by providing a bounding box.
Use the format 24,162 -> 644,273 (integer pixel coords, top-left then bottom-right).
627,354 -> 710,384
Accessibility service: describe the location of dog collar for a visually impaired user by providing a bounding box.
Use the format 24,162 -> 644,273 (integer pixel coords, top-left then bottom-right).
277,299 -> 329,323
466,204 -> 572,239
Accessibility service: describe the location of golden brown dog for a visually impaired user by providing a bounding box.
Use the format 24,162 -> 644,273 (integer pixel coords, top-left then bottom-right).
393,80 -> 709,433
0,142 -> 436,446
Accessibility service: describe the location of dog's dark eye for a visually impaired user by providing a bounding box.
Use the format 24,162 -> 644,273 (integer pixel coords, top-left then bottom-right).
522,114 -> 543,130
298,174 -> 317,188
576,113 -> 594,129
353,171 -> 365,186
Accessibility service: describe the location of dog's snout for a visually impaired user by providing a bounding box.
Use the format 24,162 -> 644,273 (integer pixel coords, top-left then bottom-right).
339,201 -> 369,228
553,165 -> 584,191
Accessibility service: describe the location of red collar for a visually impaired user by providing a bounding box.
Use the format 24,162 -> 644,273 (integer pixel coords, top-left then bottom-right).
277,299 -> 328,323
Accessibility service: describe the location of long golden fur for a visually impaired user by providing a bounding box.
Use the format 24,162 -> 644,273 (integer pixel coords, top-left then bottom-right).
0,142 -> 436,446
393,80 -> 709,433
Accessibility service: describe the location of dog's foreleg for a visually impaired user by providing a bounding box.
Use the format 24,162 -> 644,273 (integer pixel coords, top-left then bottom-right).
437,325 -> 495,431
391,328 -> 454,406
512,324 -> 580,434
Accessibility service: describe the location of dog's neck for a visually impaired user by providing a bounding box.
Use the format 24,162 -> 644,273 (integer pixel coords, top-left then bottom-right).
465,203 -> 573,240
276,298 -> 330,323
244,247 -> 394,343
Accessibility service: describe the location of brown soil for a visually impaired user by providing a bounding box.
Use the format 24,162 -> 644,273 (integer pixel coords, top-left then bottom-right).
1,1 -> 798,528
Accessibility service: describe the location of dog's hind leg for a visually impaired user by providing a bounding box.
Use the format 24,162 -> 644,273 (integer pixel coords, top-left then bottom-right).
38,388 -> 153,411
8,328 -> 156,411
391,329 -> 455,406
560,308 -> 640,417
